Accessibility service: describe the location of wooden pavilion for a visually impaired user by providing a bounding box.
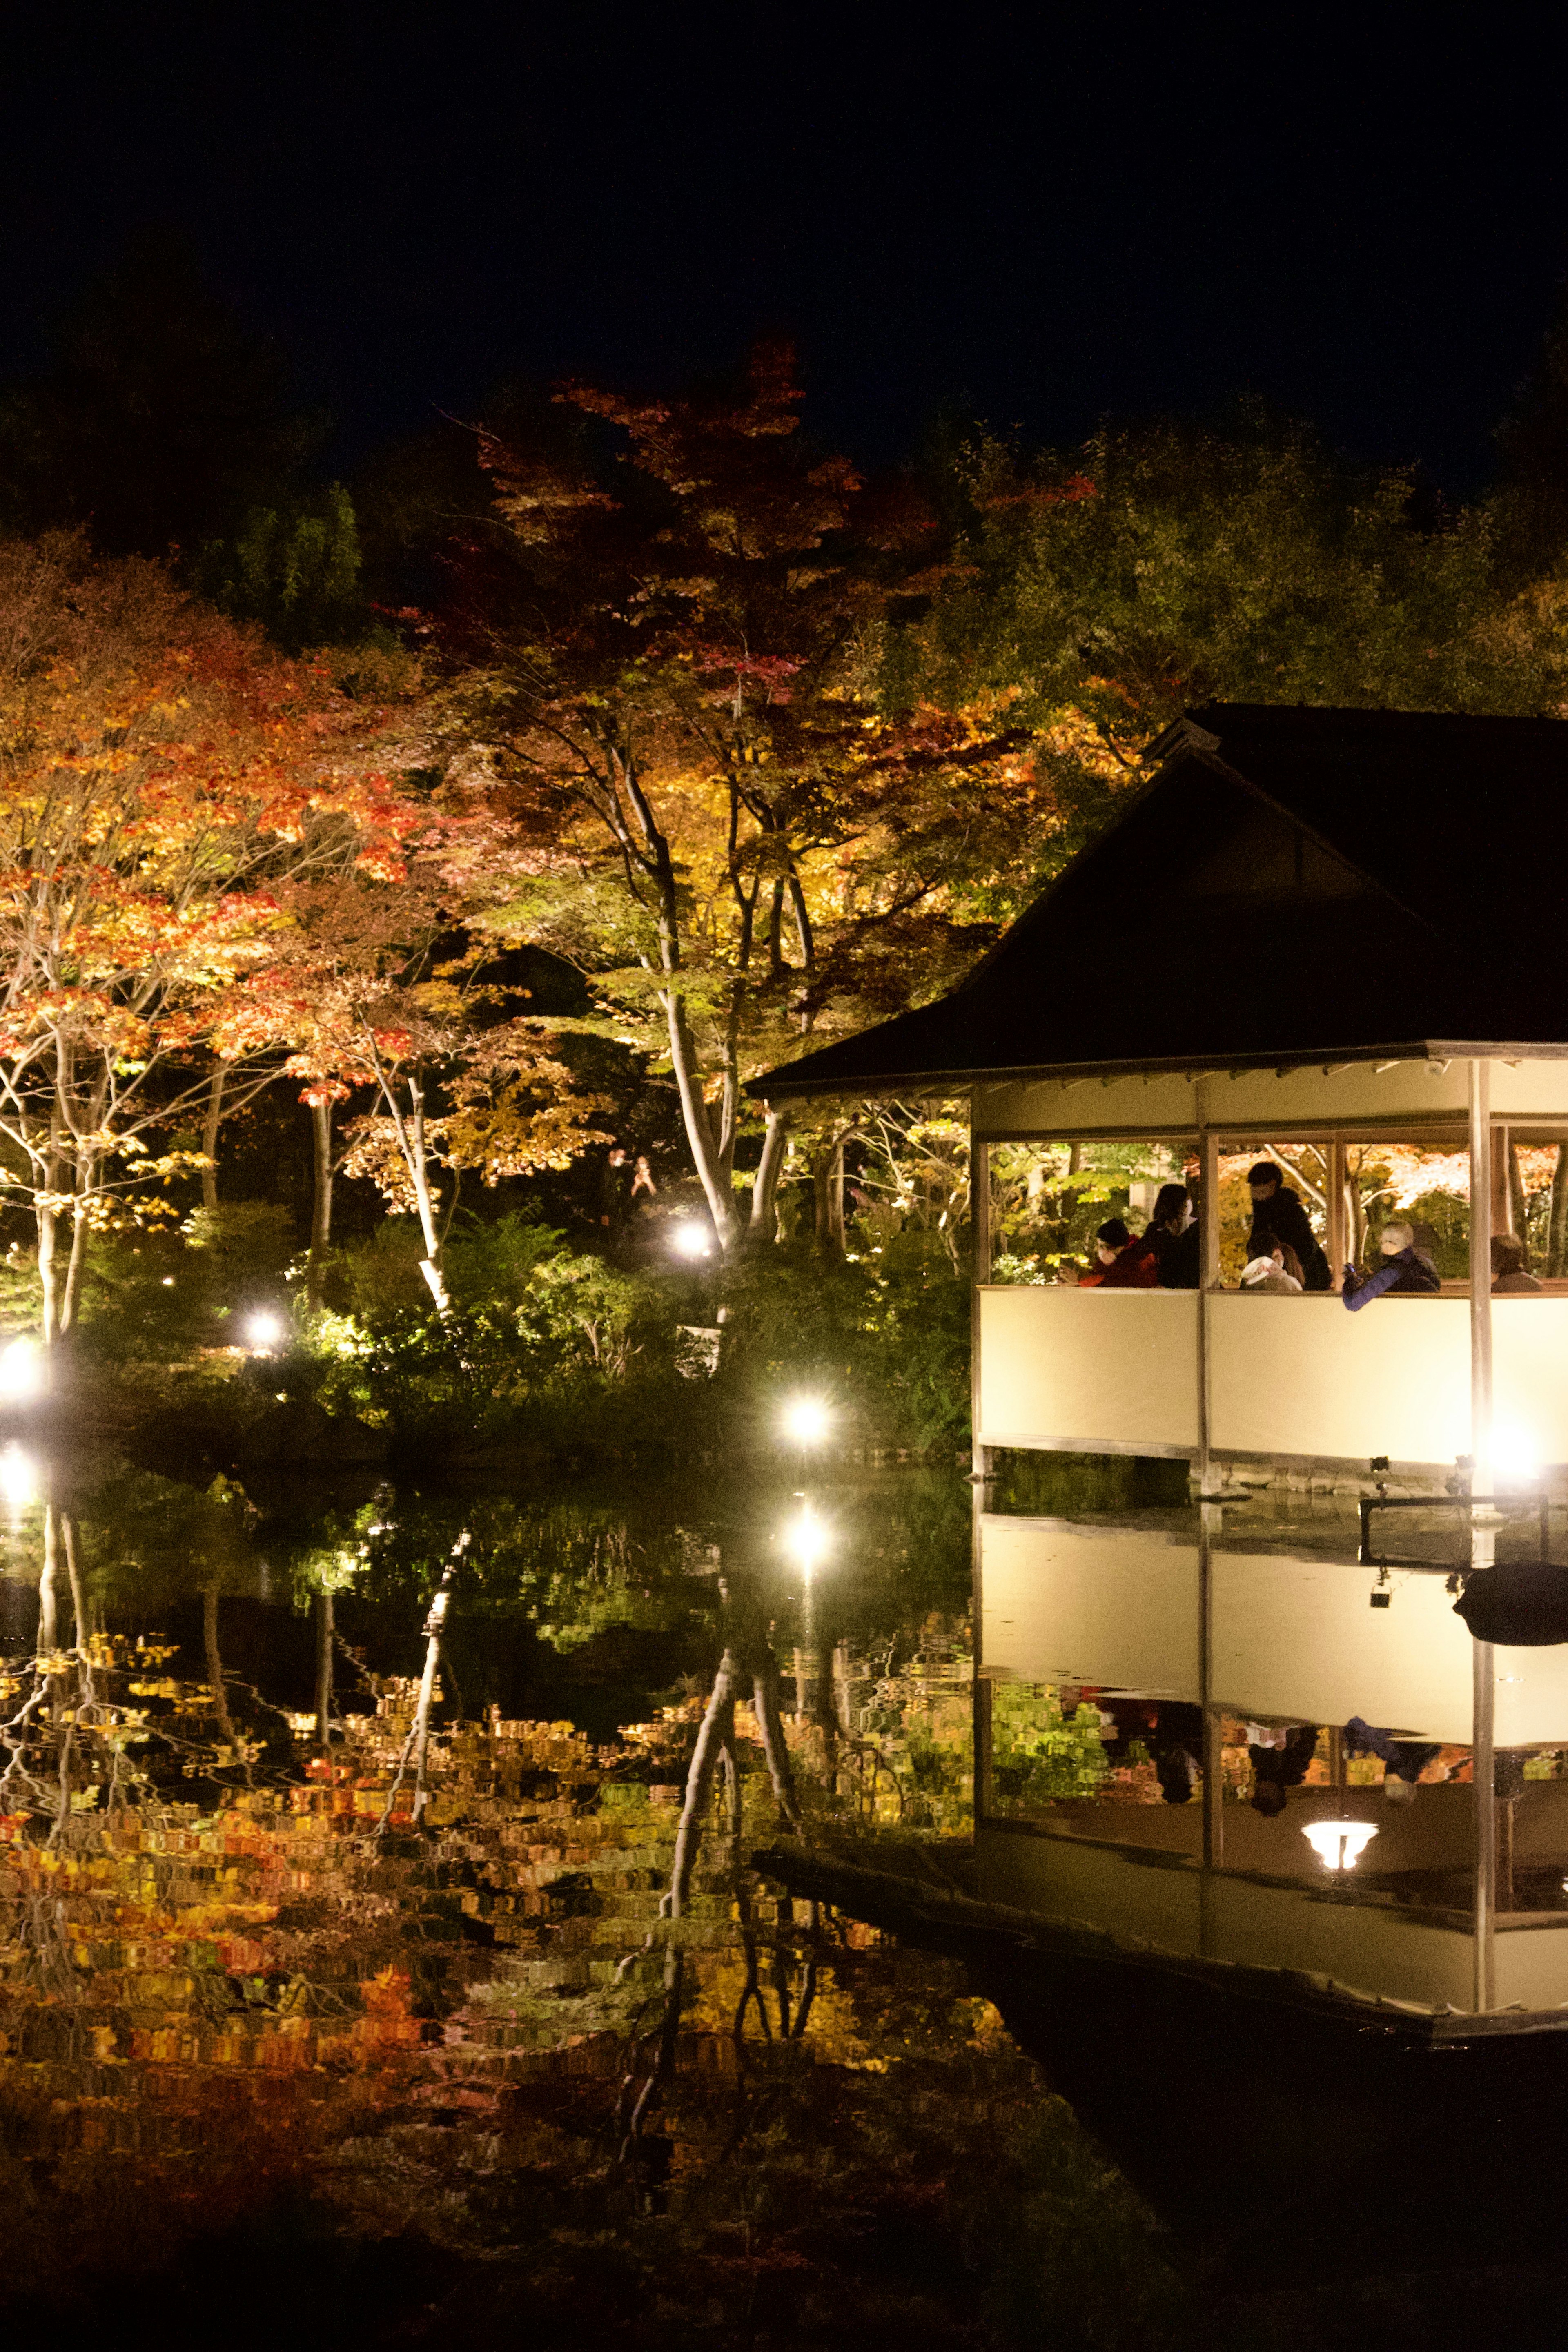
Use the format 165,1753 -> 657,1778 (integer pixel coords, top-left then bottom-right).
753,702 -> 1568,1488
753,704 -> 1568,2026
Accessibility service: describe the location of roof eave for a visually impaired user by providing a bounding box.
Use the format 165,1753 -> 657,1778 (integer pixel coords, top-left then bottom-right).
749,1040 -> 1568,1105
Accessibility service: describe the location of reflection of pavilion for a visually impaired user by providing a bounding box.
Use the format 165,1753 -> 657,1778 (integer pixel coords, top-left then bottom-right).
755,706 -> 1568,2028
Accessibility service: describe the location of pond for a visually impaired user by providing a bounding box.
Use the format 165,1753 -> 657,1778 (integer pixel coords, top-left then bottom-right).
8,1446 -> 1568,2349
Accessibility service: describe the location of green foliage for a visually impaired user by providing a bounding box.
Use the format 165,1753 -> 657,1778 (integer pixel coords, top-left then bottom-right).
718,1228 -> 970,1454
194,482 -> 364,648
991,1682 -> 1111,1802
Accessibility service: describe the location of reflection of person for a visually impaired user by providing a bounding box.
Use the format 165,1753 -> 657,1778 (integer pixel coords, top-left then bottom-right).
1247,1722 -> 1320,1815
1342,1221 -> 1440,1310
1150,1183 -> 1200,1289
1492,1234 -> 1544,1294
1246,1162 -> 1331,1290
1147,1700 -> 1205,1804
1344,1715 -> 1442,1806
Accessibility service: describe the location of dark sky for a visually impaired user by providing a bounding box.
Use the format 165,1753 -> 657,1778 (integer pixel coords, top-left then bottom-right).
5,4 -> 1568,487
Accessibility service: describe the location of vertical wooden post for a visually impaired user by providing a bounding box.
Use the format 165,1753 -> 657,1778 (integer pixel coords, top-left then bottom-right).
1327,1137 -> 1347,1290
1470,1061 -> 1494,1492
1197,1125 -> 1219,1496
971,1133 -> 991,1482
970,1123 -> 992,1843
1469,1057 -> 1496,2011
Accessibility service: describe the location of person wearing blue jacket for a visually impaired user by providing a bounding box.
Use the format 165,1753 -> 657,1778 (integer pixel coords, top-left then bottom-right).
1341,1220 -> 1441,1310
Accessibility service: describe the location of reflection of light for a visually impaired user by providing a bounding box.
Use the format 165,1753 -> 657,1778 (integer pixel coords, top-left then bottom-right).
1302,1819 -> 1379,1870
669,1222 -> 711,1260
0,1443 -> 36,1510
782,1396 -> 831,1446
0,1340 -> 42,1401
787,1499 -> 831,1579
245,1310 -> 285,1350
1492,1423 -> 1539,1485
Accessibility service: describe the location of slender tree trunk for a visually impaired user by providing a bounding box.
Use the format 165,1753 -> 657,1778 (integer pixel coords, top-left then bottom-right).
1548,1145 -> 1568,1278
37,1196 -> 60,1348
662,989 -> 741,1252
1509,1138 -> 1530,1260
668,1649 -> 740,1920
201,1065 -> 225,1212
38,1503 -> 60,1656
315,1590 -> 334,1747
400,1079 -> 451,1315
203,1587 -> 250,1781
58,1157 -> 95,1338
749,1109 -> 790,1244
308,1099 -> 334,1310
813,1134 -> 846,1256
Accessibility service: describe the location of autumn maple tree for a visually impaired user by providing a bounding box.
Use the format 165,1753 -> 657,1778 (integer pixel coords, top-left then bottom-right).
266,855 -> 610,1314
0,532 -> 413,1343
441,344 -> 1031,1254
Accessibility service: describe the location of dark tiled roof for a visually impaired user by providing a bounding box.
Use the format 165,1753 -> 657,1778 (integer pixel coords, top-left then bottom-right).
749,703 -> 1568,1100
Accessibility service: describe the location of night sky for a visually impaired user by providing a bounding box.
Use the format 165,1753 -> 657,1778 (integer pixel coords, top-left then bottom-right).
6,7 -> 1567,486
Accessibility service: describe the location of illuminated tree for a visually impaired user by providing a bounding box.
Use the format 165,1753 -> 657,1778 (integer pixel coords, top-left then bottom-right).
0,533 -> 411,1343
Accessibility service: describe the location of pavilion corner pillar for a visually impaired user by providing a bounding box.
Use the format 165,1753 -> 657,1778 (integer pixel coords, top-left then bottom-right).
1468,1056 -> 1496,2012
1197,1125 -> 1219,1497
971,1128 -> 992,1834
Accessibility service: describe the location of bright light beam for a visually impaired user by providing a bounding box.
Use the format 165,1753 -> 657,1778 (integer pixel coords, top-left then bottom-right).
669,1222 -> 712,1260
245,1310 -> 285,1350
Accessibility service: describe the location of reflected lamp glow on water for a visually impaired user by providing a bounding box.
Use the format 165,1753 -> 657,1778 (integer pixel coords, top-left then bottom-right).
0,1337 -> 42,1401
786,1497 -> 831,1580
1301,1818 -> 1380,1870
0,1440 -> 36,1510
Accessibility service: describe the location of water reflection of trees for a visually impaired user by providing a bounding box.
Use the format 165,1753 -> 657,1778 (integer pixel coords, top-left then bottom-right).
0,1459 -> 1177,2343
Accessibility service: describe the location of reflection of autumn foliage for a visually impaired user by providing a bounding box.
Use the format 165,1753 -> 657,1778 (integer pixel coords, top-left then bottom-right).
0,1613 -> 1174,2342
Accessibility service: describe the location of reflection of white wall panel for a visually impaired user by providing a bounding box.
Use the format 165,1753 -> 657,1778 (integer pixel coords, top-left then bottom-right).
1212,1551 -> 1474,1740
1494,1925 -> 1568,2011
975,1826 -> 1202,1955
1493,1300 -> 1568,1470
978,1288 -> 1199,1452
980,1518 -> 1200,1697
974,1828 -> 1475,2011
1208,1876 -> 1474,2012
1211,1294 -> 1472,1466
1492,1642 -> 1568,1748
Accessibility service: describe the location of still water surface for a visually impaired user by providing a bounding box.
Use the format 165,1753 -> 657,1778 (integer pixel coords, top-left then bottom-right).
9,1450 -> 1568,2348
3,1450 -> 1183,2348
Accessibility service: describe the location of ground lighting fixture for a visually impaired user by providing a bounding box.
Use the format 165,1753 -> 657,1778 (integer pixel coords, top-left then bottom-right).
1301,1819 -> 1379,1870
669,1221 -> 711,1259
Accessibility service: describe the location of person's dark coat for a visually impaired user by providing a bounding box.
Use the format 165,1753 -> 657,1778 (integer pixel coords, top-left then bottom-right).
1247,1182 -> 1330,1290
1154,1221 -> 1200,1289
1342,1247 -> 1441,1310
